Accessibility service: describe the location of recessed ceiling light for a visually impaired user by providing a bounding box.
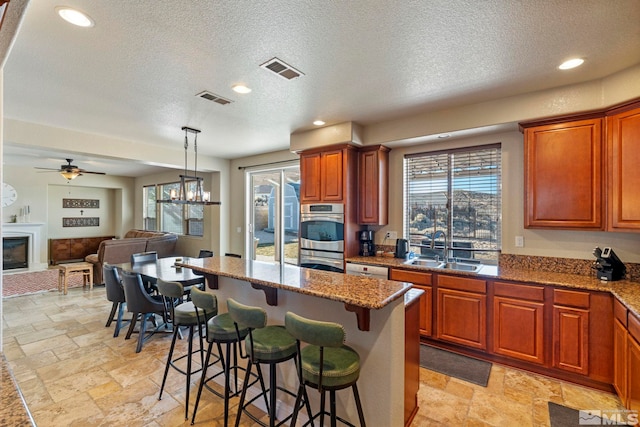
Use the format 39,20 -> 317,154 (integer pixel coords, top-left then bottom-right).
313,120 -> 325,126
55,6 -> 95,27
438,133 -> 451,139
559,58 -> 584,70
232,84 -> 252,94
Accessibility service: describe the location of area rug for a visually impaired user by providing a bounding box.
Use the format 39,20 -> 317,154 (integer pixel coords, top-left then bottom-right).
419,344 -> 492,386
2,269 -> 86,298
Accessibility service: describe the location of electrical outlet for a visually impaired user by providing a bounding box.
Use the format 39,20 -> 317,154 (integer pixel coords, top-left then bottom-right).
385,231 -> 398,240
515,235 -> 524,247
236,227 -> 242,233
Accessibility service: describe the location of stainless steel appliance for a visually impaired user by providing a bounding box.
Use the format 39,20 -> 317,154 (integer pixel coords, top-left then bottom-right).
346,263 -> 388,279
359,230 -> 374,257
299,203 -> 345,272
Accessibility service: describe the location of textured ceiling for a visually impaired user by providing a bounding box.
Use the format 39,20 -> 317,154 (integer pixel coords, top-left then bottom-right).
3,0 -> 640,171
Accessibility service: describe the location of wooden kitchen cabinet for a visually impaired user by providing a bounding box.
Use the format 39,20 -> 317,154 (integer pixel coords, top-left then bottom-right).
614,318 -> 628,403
436,274 -> 487,350
358,145 -> 390,225
299,145 -> 357,203
492,281 -> 546,364
552,289 -> 590,375
523,117 -> 604,229
390,269 -> 433,336
607,103 -> 640,231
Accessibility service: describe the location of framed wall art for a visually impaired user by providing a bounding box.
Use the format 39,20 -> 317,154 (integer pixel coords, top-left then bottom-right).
63,217 -> 100,227
63,198 -> 100,209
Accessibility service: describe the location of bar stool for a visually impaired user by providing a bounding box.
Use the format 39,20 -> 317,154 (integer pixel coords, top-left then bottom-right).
190,288 -> 256,426
156,280 -> 208,420
285,311 -> 366,427
227,298 -> 301,427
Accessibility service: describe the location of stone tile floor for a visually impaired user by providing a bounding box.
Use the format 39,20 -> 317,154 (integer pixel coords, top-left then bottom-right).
1,286 -> 627,426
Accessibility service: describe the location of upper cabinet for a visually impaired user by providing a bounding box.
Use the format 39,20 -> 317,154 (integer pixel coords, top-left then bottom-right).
523,118 -> 604,229
358,145 -> 390,225
300,144 -> 390,225
300,145 -> 357,203
521,99 -> 640,232
607,105 -> 640,231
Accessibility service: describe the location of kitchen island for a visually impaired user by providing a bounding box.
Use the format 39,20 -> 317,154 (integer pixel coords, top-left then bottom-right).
178,256 -> 413,426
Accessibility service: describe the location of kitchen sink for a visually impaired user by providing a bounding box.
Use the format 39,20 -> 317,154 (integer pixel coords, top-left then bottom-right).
404,258 -> 445,268
404,257 -> 483,273
443,261 -> 482,273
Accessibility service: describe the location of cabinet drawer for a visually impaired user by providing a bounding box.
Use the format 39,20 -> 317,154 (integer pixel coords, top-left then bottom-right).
494,281 -> 545,302
630,312 -> 640,343
389,269 -> 432,286
553,289 -> 590,308
614,298 -> 628,326
437,274 -> 486,294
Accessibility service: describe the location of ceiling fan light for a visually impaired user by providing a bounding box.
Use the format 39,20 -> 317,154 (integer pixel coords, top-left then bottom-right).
61,170 -> 80,180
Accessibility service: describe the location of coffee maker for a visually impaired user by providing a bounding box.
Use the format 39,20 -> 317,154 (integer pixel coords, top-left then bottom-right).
359,230 -> 374,256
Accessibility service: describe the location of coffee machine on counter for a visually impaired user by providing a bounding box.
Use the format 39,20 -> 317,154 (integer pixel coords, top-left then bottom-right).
359,230 -> 374,256
593,246 -> 626,281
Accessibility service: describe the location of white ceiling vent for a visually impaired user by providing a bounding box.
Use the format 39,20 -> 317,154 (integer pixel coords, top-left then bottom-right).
260,57 -> 304,80
196,91 -> 233,105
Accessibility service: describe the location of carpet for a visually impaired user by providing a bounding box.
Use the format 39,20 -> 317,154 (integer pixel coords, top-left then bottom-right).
2,269 -> 86,298
419,344 -> 492,387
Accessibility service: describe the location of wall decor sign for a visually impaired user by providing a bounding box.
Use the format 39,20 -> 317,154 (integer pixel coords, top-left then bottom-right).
63,198 -> 100,209
63,217 -> 100,227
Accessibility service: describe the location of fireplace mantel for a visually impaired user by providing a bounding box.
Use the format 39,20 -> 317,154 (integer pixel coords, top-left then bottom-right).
2,223 -> 47,271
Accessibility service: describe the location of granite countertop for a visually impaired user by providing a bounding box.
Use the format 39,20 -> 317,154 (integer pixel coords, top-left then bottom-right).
347,255 -> 640,318
177,256 -> 412,310
0,355 -> 34,426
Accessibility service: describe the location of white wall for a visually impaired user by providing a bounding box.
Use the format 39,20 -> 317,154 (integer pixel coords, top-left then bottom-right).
46,185 -> 115,238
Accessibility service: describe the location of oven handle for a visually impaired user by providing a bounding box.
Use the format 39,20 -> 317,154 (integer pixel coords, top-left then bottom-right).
300,214 -> 344,223
300,256 -> 344,268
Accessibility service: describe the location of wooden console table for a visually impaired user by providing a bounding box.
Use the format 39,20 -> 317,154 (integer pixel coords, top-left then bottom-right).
49,236 -> 115,265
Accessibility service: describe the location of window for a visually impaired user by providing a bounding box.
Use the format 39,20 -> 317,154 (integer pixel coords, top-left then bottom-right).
143,181 -> 204,236
404,144 -> 501,262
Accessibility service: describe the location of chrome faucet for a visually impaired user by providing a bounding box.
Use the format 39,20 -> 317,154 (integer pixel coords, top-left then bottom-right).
430,230 -> 448,261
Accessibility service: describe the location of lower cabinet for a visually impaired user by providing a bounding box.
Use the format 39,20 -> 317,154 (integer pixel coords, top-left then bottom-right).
613,317 -> 628,402
552,289 -> 590,375
436,275 -> 487,350
389,269 -> 433,336
629,334 -> 640,411
610,298 -> 640,411
492,281 -> 545,364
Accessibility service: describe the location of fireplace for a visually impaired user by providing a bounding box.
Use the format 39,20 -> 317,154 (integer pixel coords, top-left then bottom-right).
3,236 -> 29,270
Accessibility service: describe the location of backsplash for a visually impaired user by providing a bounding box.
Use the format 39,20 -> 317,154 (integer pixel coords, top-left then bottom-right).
500,254 -> 640,282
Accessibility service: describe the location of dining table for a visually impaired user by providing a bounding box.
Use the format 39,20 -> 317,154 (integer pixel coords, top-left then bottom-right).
112,256 -> 205,288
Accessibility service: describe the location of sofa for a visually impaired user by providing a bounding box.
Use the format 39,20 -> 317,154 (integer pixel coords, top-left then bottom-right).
85,229 -> 178,284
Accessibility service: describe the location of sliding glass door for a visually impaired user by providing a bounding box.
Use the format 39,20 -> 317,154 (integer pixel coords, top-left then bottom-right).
247,165 -> 300,265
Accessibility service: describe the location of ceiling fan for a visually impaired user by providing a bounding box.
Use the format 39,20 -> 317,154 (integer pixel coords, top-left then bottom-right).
35,158 -> 106,180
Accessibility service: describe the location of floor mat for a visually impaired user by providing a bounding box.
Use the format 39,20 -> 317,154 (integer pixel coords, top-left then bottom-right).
419,344 -> 492,387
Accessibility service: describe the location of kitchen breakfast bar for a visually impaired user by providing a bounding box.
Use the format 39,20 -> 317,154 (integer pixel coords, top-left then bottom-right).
177,255 -> 414,426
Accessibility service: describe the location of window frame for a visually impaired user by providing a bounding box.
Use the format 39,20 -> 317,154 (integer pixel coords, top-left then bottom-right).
143,180 -> 204,236
403,143 -> 502,263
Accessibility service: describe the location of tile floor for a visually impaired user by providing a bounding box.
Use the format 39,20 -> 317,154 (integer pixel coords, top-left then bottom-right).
1,286 -> 627,427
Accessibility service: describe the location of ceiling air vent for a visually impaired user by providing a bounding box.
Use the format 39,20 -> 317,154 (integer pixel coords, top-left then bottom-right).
260,57 -> 304,80
196,91 -> 233,105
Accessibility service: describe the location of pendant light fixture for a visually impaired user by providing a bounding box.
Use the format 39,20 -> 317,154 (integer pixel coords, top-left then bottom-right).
156,126 -> 221,206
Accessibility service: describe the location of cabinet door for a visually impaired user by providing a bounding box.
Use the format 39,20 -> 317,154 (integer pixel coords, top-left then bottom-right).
524,118 -> 603,229
358,146 -> 389,225
389,269 -> 432,337
493,296 -> 545,364
321,149 -> 344,201
553,306 -> 589,375
629,335 -> 640,411
437,288 -> 487,350
613,318 -> 628,403
300,152 -> 322,202
608,106 -> 640,231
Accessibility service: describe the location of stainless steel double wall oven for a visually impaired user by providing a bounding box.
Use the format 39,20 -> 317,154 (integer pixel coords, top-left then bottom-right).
299,203 -> 345,272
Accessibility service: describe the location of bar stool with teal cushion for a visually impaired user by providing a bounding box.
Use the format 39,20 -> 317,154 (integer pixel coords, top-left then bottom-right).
285,311 -> 366,427
227,298 -> 304,427
156,279 -> 208,420
190,288 -> 257,426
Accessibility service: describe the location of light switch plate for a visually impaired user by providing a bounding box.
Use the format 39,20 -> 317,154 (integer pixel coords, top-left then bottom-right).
515,235 -> 524,247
